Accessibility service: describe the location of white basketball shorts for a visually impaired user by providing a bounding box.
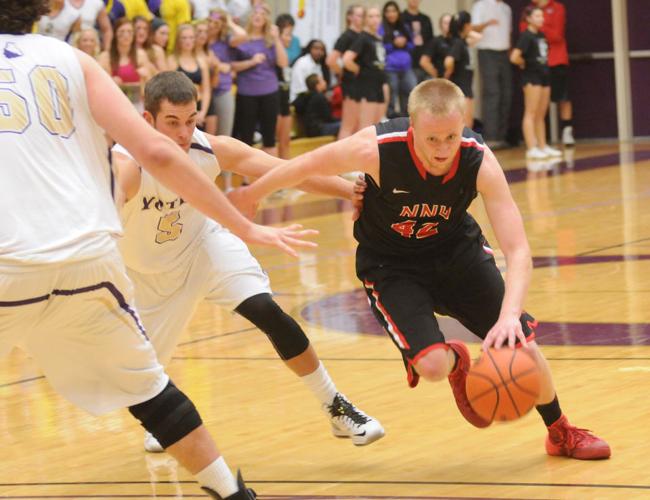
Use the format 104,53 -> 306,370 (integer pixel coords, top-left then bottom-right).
0,248 -> 168,415
127,225 -> 271,365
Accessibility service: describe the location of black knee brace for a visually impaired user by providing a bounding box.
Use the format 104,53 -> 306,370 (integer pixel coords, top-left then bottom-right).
235,293 -> 310,360
128,380 -> 202,449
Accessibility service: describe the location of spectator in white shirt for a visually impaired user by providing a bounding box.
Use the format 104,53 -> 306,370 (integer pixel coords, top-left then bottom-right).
290,39 -> 328,103
471,0 -> 512,149
37,0 -> 81,42
68,0 -> 112,50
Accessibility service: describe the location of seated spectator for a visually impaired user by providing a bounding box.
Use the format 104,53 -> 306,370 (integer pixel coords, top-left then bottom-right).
150,16 -> 170,56
295,74 -> 341,138
72,27 -> 101,56
98,17 -> 152,111
139,17 -> 168,71
290,39 -> 328,103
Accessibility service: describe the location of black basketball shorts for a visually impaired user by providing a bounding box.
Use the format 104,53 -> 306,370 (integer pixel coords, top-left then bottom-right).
357,238 -> 537,386
521,69 -> 550,88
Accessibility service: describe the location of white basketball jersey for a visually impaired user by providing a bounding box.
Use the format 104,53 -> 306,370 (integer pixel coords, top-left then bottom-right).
0,35 -> 121,266
115,129 -> 221,274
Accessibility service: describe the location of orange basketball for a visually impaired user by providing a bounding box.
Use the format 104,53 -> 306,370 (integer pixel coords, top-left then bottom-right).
467,348 -> 541,423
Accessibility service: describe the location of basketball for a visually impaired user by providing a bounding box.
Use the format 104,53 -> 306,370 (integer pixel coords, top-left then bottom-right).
467,348 -> 541,423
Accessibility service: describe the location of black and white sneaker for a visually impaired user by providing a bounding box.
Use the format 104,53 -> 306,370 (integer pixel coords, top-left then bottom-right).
202,470 -> 256,499
324,393 -> 385,446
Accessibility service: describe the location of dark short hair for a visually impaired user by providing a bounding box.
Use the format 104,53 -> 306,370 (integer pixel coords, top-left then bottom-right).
306,73 -> 320,92
0,0 -> 49,33
144,71 -> 197,117
275,13 -> 295,30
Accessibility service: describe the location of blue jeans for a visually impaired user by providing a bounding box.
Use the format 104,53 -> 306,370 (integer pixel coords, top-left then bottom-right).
386,69 -> 418,117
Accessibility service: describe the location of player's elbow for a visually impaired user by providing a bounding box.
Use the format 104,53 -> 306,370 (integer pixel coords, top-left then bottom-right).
136,134 -> 180,171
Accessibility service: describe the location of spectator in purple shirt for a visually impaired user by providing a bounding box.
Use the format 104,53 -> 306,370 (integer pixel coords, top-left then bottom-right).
207,8 -> 247,190
230,2 -> 288,158
379,1 -> 417,118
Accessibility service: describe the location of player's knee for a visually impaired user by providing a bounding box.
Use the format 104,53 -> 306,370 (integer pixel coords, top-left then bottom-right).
128,380 -> 202,449
414,351 -> 450,382
235,293 -> 309,360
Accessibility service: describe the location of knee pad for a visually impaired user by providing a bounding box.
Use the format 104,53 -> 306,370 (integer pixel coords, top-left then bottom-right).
128,380 -> 202,449
235,293 -> 309,360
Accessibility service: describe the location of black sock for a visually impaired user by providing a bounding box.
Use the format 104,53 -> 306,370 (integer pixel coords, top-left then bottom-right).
560,119 -> 573,130
536,395 -> 562,427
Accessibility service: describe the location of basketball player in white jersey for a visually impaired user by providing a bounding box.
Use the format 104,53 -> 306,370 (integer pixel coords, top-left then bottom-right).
0,2 -> 318,498
112,71 -> 385,453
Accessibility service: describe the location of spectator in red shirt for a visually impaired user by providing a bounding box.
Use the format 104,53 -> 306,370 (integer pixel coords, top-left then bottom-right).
520,0 -> 574,145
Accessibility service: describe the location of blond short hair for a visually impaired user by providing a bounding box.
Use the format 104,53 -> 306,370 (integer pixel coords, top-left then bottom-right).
408,79 -> 466,121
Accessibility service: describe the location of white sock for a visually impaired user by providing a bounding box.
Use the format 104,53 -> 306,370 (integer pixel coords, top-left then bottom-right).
195,456 -> 238,498
301,361 -> 338,405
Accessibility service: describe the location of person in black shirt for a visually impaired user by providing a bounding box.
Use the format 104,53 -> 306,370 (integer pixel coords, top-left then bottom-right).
297,73 -> 340,137
233,78 -> 611,461
327,4 -> 365,139
343,6 -> 386,130
401,0 -> 434,83
511,6 -> 562,160
420,13 -> 451,79
275,13 -> 294,159
444,11 -> 474,128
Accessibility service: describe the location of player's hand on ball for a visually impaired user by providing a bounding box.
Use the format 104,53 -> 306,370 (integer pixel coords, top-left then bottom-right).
482,314 -> 528,351
243,223 -> 318,258
351,173 -> 367,221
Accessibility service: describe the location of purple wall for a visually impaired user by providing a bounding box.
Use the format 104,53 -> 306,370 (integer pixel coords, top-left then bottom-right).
506,0 -> 650,138
506,1 -> 617,139
628,0 -> 650,136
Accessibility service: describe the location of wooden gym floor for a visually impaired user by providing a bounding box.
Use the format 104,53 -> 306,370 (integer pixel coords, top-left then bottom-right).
1,141 -> 649,499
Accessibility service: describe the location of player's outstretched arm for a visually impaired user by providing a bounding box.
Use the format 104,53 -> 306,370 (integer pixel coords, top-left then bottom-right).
232,127 -> 379,213
477,148 -> 533,350
210,135 -> 356,201
76,49 -> 315,257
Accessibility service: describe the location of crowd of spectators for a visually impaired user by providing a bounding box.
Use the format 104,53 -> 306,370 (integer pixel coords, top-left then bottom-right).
35,0 -> 573,162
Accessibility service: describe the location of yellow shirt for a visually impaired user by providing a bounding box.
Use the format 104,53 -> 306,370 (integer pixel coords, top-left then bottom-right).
121,0 -> 153,20
160,0 -> 192,52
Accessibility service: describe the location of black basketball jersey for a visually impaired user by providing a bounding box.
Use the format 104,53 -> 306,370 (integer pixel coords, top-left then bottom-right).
354,118 -> 485,258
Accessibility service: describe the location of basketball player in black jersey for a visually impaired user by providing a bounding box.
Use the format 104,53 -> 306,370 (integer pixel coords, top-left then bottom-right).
231,79 -> 610,460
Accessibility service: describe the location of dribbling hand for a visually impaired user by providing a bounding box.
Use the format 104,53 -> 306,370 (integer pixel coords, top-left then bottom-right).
482,314 -> 528,351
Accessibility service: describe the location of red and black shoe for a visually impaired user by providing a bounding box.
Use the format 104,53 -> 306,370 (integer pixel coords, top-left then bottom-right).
446,340 -> 491,428
546,415 -> 611,460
